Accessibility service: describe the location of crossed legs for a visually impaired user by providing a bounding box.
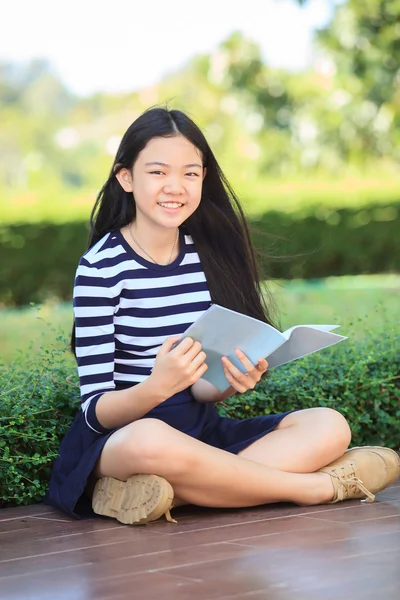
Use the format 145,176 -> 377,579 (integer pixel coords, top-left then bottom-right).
238,407 -> 351,472
94,407 -> 351,507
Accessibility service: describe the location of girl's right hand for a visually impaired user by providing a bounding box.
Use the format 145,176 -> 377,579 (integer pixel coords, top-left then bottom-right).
150,336 -> 208,398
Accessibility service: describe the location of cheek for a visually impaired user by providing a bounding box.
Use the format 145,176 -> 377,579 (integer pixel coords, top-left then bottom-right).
133,180 -> 157,200
190,181 -> 203,202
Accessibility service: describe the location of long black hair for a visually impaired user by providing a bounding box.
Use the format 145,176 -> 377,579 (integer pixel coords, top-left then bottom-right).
71,107 -> 278,355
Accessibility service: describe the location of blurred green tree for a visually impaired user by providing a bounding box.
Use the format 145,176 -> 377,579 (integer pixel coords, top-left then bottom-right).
297,0 -> 400,166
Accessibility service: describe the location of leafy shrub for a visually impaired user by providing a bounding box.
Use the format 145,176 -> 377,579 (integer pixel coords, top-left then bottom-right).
1,201 -> 400,306
0,342 -> 80,508
0,325 -> 399,508
0,222 -> 88,306
251,204 -> 400,280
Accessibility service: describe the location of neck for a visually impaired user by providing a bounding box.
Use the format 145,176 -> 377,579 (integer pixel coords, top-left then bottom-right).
126,221 -> 180,265
131,220 -> 178,251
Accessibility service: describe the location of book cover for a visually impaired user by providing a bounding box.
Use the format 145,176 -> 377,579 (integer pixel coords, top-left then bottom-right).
178,304 -> 347,392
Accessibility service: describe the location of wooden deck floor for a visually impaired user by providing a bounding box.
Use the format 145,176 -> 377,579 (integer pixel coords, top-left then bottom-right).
1,484 -> 399,600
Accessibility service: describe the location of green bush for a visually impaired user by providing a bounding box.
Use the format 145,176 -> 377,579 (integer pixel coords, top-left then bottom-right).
0,343 -> 80,508
0,222 -> 88,306
251,204 -> 400,279
1,325 -> 399,507
1,201 -> 400,306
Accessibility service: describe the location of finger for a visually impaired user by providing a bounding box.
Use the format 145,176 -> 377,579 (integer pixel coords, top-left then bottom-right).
222,355 -> 254,382
195,361 -> 208,379
158,335 -> 182,356
223,366 -> 247,393
190,362 -> 208,385
171,336 -> 196,355
234,349 -> 257,373
256,358 -> 269,372
191,350 -> 207,371
184,340 -> 204,361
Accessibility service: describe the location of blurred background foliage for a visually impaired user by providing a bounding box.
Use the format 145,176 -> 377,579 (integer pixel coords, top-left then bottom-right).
0,0 -> 399,225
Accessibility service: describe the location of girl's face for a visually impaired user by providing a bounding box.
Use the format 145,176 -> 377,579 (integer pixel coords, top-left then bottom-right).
117,135 -> 206,231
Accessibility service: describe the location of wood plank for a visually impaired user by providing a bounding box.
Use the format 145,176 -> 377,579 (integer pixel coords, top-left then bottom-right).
0,485 -> 398,600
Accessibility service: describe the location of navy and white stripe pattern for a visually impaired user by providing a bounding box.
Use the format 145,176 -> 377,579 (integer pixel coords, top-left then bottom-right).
73,229 -> 212,433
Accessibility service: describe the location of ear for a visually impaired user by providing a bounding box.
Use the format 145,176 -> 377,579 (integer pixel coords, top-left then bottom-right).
115,167 -> 133,192
202,167 -> 207,181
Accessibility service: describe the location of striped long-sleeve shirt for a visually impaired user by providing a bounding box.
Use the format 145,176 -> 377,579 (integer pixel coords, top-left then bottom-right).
73,228 -> 212,434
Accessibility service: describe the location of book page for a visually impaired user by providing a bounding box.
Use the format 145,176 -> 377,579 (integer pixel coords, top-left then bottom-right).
178,304 -> 286,391
178,304 -> 347,391
281,324 -> 341,339
267,326 -> 347,369
179,304 -> 285,350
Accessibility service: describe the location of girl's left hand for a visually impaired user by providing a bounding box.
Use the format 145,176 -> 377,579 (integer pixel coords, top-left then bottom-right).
221,349 -> 269,394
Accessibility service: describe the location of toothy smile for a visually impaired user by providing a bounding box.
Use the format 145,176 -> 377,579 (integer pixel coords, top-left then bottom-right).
157,202 -> 183,208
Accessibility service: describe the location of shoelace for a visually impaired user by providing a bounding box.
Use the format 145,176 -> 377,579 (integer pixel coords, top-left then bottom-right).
340,476 -> 375,503
164,509 -> 177,523
331,468 -> 375,503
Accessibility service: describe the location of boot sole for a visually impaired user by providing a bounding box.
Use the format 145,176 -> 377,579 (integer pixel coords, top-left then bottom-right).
92,474 -> 174,525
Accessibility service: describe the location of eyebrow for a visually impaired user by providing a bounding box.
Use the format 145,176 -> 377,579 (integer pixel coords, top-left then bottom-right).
144,161 -> 203,169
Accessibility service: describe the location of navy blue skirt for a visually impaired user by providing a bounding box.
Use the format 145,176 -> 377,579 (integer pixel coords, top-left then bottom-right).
44,389 -> 293,519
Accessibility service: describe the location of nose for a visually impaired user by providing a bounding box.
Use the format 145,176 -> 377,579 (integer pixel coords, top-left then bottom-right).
163,176 -> 184,195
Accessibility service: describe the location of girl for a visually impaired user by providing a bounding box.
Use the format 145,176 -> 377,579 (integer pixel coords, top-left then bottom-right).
45,107 -> 399,524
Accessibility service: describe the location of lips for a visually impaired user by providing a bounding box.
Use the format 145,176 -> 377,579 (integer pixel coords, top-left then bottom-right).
157,202 -> 184,208
157,202 -> 184,214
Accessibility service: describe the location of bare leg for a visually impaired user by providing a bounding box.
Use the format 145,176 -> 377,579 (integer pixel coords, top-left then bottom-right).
95,418 -> 334,507
239,407 -> 352,472
171,407 -> 350,507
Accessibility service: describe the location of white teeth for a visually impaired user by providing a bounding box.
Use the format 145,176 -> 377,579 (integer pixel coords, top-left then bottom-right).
158,203 -> 183,208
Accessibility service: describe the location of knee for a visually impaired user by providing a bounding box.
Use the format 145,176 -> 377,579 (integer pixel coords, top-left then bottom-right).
126,419 -> 172,466
316,407 -> 352,451
125,419 -> 191,474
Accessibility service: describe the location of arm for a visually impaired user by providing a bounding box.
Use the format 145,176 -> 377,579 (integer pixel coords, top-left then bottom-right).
190,378 -> 236,403
95,337 -> 207,429
74,258 -> 167,432
95,379 -> 167,431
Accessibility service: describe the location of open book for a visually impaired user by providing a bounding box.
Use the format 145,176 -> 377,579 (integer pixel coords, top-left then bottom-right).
178,304 -> 347,392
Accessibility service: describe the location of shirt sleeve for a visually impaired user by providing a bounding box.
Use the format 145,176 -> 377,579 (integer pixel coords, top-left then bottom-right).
73,257 -> 116,434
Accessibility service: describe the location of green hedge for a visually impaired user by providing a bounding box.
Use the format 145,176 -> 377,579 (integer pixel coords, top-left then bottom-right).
1,326 -> 399,507
1,201 -> 399,306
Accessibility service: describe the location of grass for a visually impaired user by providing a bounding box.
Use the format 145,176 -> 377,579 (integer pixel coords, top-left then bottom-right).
0,274 -> 398,367
0,303 -> 75,368
269,274 -> 399,340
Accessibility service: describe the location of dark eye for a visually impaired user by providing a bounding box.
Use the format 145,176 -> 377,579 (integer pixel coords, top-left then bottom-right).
150,171 -> 164,175
186,172 -> 199,177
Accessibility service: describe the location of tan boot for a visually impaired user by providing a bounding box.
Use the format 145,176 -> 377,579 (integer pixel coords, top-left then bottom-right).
319,446 -> 400,504
92,474 -> 176,525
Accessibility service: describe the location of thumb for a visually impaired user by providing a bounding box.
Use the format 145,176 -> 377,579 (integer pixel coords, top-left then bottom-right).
157,335 -> 182,357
